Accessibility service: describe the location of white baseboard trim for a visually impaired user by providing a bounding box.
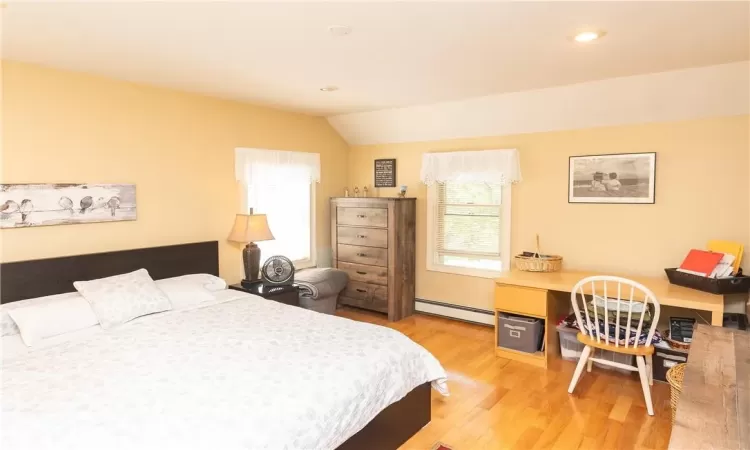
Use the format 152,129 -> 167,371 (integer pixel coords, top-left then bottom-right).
415,299 -> 494,326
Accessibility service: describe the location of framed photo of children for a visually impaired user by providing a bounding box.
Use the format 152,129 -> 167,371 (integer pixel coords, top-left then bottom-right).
568,152 -> 656,204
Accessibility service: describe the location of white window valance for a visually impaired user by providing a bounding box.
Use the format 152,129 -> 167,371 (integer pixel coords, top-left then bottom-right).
419,149 -> 522,186
235,148 -> 321,185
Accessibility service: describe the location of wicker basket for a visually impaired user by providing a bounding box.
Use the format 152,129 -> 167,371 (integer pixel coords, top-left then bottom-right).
666,363 -> 686,424
665,334 -> 691,351
514,235 -> 563,273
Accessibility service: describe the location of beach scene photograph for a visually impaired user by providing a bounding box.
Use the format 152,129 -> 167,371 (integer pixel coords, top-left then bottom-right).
569,153 -> 656,204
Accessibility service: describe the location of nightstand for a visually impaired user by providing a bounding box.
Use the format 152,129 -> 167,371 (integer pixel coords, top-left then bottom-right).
228,283 -> 300,307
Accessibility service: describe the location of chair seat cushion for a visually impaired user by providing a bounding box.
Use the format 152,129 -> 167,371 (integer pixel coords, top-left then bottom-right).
576,332 -> 654,356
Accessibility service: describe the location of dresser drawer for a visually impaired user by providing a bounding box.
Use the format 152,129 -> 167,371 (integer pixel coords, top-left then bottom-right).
338,261 -> 388,286
337,244 -> 388,267
495,285 -> 547,317
340,281 -> 388,313
337,226 -> 388,248
337,207 -> 388,228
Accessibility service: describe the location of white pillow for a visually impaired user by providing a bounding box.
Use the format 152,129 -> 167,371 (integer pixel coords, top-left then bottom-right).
7,295 -> 99,347
74,269 -> 172,329
1,292 -> 82,337
155,274 -> 226,310
158,274 -> 227,292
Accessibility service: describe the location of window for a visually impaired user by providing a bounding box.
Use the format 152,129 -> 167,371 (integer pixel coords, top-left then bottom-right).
246,180 -> 315,268
427,181 -> 511,277
235,148 -> 319,269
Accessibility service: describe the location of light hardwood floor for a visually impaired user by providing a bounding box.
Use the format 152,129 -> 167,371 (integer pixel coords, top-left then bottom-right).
336,307 -> 673,450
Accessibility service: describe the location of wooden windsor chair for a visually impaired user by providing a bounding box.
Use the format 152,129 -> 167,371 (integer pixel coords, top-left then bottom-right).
567,275 -> 661,416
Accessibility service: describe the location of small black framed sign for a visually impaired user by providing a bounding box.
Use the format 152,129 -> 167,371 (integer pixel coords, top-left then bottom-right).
374,158 -> 397,188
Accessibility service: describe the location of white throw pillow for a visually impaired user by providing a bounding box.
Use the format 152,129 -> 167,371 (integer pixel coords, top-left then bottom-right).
155,274 -> 227,310
158,274 -> 227,292
74,269 -> 172,329
7,295 -> 99,347
1,292 -> 83,337
156,277 -> 216,310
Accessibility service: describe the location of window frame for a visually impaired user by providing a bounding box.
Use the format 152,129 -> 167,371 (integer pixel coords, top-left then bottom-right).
425,182 -> 511,278
240,181 -> 317,270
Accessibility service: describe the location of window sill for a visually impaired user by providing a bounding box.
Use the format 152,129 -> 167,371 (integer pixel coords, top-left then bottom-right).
294,259 -> 317,270
426,262 -> 506,279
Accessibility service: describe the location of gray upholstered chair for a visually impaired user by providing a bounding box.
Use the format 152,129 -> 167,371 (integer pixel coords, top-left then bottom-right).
295,268 -> 349,315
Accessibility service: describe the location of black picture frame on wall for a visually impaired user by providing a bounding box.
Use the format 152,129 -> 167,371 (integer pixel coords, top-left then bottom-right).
568,152 -> 657,204
374,158 -> 397,188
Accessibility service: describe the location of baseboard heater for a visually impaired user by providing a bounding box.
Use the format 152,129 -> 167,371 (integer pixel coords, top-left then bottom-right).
415,299 -> 494,326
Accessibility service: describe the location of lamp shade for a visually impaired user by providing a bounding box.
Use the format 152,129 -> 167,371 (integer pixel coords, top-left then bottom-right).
227,213 -> 275,243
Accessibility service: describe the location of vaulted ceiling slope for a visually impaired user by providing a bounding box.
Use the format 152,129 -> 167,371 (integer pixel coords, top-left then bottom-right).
328,62 -> 750,146
2,2 -> 748,117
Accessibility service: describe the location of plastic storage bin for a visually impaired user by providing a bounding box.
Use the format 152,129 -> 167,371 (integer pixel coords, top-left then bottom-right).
497,313 -> 544,354
557,324 -> 634,374
653,345 -> 688,383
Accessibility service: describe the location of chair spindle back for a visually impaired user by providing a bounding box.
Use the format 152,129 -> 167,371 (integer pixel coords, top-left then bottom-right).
571,276 -> 661,349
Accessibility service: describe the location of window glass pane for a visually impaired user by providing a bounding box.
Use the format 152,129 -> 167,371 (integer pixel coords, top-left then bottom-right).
431,180 -> 507,274
249,181 -> 312,264
444,182 -> 502,205
439,255 -> 503,271
440,214 -> 500,254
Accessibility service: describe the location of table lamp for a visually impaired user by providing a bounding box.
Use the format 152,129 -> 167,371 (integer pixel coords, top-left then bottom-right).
228,209 -> 275,286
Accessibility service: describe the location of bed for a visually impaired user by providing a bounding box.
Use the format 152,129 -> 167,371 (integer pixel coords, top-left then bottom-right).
1,241 -> 447,450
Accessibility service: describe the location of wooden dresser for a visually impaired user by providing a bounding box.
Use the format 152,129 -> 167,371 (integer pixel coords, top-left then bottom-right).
331,197 -> 416,321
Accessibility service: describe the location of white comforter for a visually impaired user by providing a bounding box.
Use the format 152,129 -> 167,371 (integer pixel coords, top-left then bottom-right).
1,291 -> 447,450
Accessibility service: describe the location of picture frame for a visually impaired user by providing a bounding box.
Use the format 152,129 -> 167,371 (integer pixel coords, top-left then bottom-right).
568,152 -> 656,204
0,183 -> 137,228
374,158 -> 397,188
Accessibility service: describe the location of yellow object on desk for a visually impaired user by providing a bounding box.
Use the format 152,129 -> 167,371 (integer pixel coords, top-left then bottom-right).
707,239 -> 744,274
493,270 -> 727,369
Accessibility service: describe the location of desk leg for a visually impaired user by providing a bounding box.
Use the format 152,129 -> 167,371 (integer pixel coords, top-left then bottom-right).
711,309 -> 723,326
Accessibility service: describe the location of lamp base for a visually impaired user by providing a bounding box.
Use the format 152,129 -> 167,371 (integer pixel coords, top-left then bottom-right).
242,242 -> 261,283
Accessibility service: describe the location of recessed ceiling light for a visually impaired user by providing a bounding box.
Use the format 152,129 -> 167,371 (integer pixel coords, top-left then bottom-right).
320,86 -> 339,92
574,30 -> 606,42
328,25 -> 352,37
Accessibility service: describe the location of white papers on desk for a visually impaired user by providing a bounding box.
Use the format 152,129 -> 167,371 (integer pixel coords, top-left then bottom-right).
709,253 -> 735,278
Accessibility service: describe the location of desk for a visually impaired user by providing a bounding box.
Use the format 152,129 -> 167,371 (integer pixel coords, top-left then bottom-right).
668,325 -> 749,449
493,270 -> 726,368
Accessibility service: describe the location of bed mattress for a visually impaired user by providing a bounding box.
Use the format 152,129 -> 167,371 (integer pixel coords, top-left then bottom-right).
1,290 -> 447,450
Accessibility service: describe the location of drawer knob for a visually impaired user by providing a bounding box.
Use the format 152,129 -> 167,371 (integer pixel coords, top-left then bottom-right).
357,253 -> 367,257
356,288 -> 367,293
356,214 -> 366,218
357,234 -> 367,238
356,271 -> 367,275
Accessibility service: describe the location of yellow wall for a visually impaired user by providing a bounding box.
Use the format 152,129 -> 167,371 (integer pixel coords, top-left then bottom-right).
0,61 -> 350,282
348,116 -> 750,310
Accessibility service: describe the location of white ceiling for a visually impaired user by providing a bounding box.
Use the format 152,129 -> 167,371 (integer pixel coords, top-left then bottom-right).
2,1 -> 749,116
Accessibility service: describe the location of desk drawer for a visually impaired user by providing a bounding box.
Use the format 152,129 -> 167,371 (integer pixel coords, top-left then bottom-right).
337,226 -> 388,248
495,285 -> 547,317
337,244 -> 388,267
337,207 -> 388,228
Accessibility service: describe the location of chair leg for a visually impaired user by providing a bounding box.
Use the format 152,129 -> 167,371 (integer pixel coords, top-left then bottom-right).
586,358 -> 594,373
568,345 -> 592,394
646,354 -> 653,386
636,355 -> 654,416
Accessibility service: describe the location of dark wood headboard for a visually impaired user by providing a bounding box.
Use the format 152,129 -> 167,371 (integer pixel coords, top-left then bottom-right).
0,241 -> 219,304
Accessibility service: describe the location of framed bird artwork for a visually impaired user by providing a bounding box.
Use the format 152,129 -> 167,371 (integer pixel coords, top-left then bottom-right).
0,183 -> 136,228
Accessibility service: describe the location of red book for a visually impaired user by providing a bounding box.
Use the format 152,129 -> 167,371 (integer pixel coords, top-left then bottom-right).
678,249 -> 724,277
